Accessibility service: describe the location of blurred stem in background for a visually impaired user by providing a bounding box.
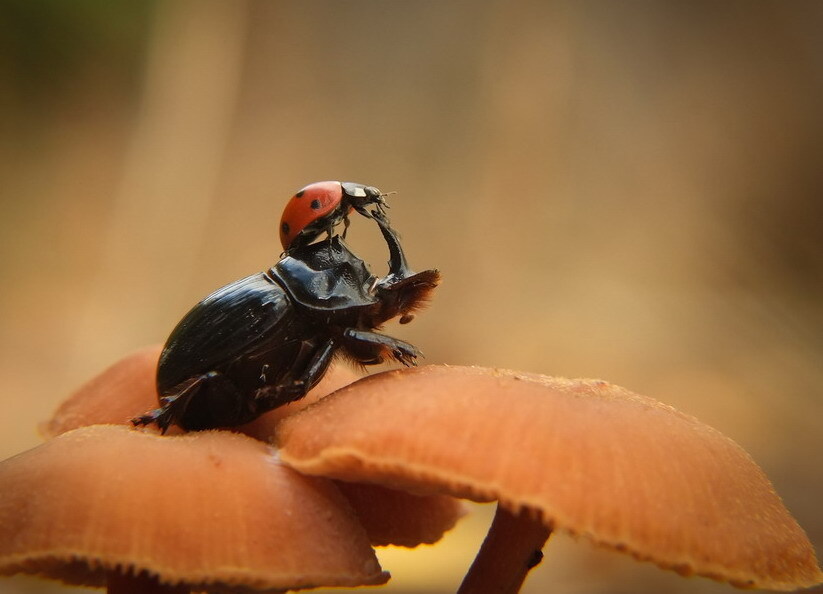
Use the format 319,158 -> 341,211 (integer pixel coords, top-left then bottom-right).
69,0 -> 248,370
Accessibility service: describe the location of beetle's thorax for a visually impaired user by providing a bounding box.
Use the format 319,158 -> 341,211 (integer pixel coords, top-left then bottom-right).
269,238 -> 378,313
269,237 -> 439,330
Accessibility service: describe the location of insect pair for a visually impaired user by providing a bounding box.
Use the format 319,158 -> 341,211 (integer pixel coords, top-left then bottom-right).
133,181 -> 439,432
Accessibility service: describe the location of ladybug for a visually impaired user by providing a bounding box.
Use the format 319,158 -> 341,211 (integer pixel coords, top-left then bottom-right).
132,208 -> 439,433
279,181 -> 389,252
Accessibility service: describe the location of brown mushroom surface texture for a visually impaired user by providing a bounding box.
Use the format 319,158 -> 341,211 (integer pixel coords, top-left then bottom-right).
0,424 -> 388,591
275,364 -> 823,591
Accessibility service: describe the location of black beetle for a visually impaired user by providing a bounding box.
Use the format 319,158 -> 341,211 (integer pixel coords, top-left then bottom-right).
132,215 -> 439,432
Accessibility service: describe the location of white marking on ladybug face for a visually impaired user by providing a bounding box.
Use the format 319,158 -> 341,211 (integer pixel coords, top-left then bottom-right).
348,186 -> 368,198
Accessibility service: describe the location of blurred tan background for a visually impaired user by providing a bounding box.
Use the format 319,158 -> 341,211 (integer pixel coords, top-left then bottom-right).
1,1 -> 821,593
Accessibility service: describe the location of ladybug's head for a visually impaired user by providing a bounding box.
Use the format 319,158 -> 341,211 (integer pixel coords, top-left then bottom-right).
373,268 -> 440,326
341,182 -> 391,219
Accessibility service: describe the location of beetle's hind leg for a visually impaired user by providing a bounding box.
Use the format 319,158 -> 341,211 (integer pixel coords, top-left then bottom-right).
341,328 -> 420,366
131,392 -> 196,434
131,376 -> 203,434
131,407 -> 173,433
132,371 -> 247,433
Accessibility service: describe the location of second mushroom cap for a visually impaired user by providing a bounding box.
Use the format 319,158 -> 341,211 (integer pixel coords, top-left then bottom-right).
276,364 -> 823,591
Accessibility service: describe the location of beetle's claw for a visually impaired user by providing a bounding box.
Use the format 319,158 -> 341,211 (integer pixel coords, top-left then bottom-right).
132,393 -> 185,433
130,409 -> 172,435
397,353 -> 417,367
392,344 -> 421,367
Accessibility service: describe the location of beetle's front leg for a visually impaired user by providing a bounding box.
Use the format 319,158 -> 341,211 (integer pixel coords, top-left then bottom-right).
342,328 -> 420,366
377,215 -> 409,277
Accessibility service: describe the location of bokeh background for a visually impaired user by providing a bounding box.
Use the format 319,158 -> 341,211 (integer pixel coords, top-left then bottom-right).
1,1 -> 821,593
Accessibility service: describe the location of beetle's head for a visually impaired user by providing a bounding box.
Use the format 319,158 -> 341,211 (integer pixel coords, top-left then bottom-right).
373,268 -> 440,325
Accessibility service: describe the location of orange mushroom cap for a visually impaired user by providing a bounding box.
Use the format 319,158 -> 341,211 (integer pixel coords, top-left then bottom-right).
0,425 -> 388,591
275,365 -> 823,591
40,348 -> 464,549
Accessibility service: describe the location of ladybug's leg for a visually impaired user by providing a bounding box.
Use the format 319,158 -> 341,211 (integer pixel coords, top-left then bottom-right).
341,328 -> 420,366
341,213 -> 351,239
131,371 -> 247,433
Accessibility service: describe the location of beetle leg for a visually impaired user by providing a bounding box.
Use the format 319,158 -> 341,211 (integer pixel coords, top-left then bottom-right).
372,215 -> 415,283
294,337 -> 337,390
256,338 -> 337,409
131,375 -> 204,433
341,328 -> 420,367
131,407 -> 173,433
132,371 -> 249,433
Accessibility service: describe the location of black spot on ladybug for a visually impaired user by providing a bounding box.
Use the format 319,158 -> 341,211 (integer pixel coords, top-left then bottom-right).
295,190 -> 305,198
281,222 -> 290,235
310,199 -> 321,210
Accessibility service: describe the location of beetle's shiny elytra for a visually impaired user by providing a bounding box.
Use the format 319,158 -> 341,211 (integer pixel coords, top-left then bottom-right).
133,202 -> 438,433
279,181 -> 388,252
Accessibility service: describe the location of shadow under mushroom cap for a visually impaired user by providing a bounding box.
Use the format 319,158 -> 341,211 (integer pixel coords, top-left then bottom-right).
0,425 -> 388,591
275,364 -> 823,591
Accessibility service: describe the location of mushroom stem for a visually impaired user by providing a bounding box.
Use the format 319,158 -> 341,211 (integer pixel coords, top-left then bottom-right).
107,573 -> 189,594
458,503 -> 552,594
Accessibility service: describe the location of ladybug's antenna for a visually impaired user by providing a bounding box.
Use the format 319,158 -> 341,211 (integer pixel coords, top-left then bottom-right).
374,190 -> 396,219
